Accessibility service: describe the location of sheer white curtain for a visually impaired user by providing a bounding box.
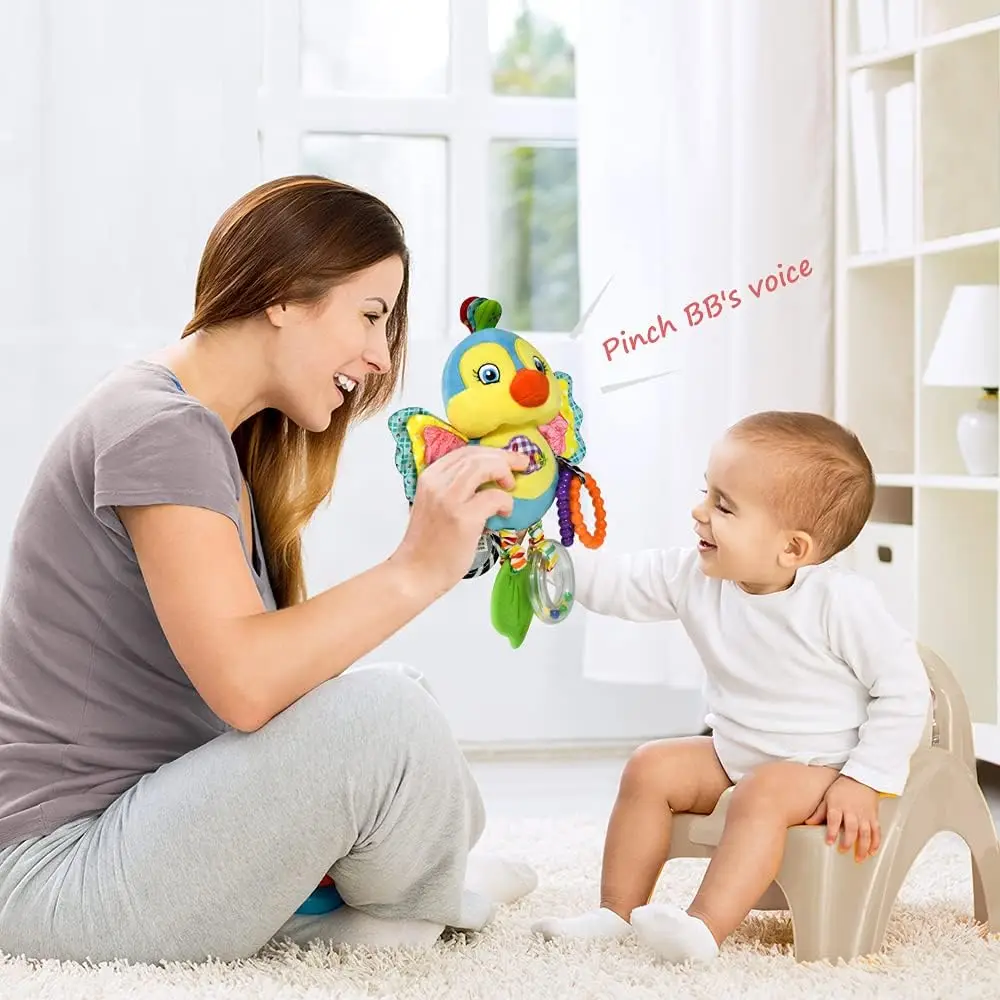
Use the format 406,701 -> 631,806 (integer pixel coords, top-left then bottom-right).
0,0 -> 261,575
33,0 -> 261,350
574,0 -> 834,685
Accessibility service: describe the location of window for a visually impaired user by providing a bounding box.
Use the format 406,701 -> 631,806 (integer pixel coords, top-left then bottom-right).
258,0 -> 580,340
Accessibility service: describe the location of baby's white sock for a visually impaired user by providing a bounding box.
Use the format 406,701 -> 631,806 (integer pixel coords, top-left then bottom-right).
532,906 -> 633,942
465,851 -> 538,905
630,903 -> 719,963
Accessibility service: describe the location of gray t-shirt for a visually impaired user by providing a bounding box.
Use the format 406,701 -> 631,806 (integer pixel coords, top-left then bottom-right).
0,360 -> 276,849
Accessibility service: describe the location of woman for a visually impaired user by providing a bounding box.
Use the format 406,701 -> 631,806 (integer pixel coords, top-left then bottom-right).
0,176 -> 535,963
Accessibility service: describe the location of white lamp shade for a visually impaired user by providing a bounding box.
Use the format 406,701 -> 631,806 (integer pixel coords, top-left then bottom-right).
923,284 -> 1000,388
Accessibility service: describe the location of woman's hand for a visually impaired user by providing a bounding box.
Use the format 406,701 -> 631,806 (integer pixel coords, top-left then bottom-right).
392,445 -> 529,596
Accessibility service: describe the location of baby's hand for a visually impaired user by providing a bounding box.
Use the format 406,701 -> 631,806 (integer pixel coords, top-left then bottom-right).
803,775 -> 881,861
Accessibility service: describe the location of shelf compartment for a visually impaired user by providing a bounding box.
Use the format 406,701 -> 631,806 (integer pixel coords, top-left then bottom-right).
918,240 -> 1000,475
921,0 -> 1000,36
844,260 -> 915,474
921,29 -> 1000,240
916,487 -> 998,724
847,60 -> 916,257
849,0 -> 917,59
846,489 -> 916,632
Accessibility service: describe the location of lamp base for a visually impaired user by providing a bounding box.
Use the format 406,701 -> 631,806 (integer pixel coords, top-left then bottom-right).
957,391 -> 999,476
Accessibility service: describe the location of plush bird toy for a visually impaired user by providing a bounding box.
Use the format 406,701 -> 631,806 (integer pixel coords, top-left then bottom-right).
388,296 -> 607,648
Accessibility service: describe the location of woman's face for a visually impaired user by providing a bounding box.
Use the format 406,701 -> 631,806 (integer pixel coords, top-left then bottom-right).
266,254 -> 405,432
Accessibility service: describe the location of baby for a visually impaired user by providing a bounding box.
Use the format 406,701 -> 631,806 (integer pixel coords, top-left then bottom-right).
532,411 -> 931,963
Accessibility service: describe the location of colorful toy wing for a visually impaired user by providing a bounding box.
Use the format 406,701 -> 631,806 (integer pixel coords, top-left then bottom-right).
537,371 -> 586,465
388,406 -> 468,502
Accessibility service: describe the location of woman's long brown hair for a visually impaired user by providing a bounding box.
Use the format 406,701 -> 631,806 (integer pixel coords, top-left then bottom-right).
181,175 -> 409,608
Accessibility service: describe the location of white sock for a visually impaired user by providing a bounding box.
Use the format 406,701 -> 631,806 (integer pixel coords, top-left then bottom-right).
630,903 -> 719,963
531,906 -> 632,942
295,905 -> 445,950
464,851 -> 538,905
452,889 -> 497,931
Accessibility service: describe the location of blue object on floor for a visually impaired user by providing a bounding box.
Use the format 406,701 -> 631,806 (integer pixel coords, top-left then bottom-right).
295,883 -> 345,915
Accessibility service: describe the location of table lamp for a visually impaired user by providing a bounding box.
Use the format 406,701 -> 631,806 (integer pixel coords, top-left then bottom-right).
922,284 -> 999,476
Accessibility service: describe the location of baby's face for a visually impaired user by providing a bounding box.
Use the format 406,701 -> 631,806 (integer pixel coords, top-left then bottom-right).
691,434 -> 812,594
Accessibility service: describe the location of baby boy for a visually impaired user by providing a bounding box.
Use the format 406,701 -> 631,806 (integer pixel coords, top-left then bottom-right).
533,411 -> 931,963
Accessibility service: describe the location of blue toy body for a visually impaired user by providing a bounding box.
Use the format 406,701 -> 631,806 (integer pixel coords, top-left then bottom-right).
485,480 -> 558,533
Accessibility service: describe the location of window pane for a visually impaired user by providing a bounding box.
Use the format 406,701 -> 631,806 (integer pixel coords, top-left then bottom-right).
302,134 -> 448,340
490,0 -> 577,97
489,141 -> 579,332
301,0 -> 449,96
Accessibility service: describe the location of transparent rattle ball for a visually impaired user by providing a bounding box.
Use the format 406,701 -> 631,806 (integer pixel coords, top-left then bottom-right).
527,541 -> 575,623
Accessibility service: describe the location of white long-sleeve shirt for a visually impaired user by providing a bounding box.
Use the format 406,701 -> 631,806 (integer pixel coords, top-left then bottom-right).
573,547 -> 932,795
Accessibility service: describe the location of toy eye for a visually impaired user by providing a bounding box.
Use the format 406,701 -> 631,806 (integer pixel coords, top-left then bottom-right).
532,356 -> 546,373
477,363 -> 501,385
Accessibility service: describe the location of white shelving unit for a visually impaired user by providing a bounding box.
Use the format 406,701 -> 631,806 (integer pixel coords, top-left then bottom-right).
835,0 -> 1000,763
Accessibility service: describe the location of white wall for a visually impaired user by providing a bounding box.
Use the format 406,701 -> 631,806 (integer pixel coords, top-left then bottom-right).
0,0 -> 262,550
0,0 -> 703,746
0,1 -> 45,540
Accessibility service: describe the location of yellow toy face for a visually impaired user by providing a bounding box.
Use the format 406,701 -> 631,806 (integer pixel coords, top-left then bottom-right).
445,336 -> 562,439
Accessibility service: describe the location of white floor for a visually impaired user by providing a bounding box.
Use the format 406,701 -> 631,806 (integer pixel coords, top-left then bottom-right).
470,756 -> 626,822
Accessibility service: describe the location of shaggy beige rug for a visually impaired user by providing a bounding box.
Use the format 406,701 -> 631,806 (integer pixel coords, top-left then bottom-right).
2,816 -> 999,999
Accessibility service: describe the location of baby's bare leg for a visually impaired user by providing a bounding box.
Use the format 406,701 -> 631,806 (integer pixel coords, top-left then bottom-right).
532,736 -> 731,941
600,736 -> 732,917
689,762 -> 840,940
631,761 -> 839,962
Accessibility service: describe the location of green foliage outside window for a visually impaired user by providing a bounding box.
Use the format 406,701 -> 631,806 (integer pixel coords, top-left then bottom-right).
491,6 -> 580,333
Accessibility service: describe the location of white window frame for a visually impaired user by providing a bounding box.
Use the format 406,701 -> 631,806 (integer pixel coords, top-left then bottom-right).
257,0 -> 577,342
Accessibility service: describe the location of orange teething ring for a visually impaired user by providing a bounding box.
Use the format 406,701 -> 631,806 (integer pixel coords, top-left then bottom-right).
568,472 -> 607,549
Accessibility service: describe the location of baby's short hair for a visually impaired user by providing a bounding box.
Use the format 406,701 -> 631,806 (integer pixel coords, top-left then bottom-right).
727,411 -> 875,560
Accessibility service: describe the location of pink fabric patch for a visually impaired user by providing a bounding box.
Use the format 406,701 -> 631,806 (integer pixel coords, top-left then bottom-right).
538,414 -> 568,455
423,425 -> 466,464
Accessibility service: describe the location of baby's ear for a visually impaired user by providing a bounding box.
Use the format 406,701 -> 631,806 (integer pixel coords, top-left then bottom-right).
782,530 -> 815,565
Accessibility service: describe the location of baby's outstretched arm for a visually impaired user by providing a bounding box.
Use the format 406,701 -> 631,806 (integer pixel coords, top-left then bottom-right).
573,546 -> 698,621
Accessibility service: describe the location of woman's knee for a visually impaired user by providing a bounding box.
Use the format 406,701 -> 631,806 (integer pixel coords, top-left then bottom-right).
269,664 -> 483,819
344,661 -> 438,702
280,666 -> 477,809
296,664 -> 450,749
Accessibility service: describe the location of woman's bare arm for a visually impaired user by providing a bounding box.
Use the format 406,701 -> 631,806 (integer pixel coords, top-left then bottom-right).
118,446 -> 526,731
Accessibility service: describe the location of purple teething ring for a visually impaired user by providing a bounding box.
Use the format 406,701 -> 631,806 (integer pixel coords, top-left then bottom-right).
556,464 -> 575,546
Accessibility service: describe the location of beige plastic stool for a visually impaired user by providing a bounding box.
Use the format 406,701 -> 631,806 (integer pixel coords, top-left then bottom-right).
667,643 -> 1000,962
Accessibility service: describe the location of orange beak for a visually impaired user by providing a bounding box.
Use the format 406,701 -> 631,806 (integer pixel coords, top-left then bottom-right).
509,368 -> 550,408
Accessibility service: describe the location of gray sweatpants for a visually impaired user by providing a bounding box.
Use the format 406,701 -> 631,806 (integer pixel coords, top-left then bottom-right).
0,663 -> 486,963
